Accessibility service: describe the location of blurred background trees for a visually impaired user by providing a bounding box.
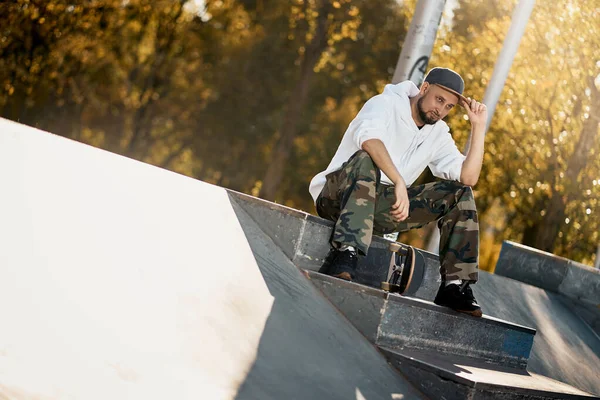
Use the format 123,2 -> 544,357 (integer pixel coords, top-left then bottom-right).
431,0 -> 599,267
1,0 -> 598,269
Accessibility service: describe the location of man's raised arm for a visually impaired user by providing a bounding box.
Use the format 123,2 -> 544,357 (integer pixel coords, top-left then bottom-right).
459,98 -> 488,186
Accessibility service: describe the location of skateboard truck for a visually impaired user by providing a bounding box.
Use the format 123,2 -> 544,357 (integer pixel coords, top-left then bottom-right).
381,242 -> 415,294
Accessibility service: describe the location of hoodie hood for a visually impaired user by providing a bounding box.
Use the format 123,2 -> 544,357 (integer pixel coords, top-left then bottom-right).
382,81 -> 420,99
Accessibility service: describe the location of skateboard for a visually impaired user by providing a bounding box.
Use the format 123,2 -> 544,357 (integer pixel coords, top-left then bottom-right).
381,242 -> 415,294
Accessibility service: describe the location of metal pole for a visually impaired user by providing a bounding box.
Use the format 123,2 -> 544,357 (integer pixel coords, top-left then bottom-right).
594,244 -> 600,269
385,0 -> 446,243
392,0 -> 446,85
483,0 -> 536,131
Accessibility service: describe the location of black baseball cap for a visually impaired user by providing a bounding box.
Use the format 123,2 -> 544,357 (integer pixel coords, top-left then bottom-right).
424,67 -> 468,106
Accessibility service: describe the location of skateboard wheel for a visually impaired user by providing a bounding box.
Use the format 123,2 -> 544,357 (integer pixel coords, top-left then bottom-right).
381,282 -> 402,293
388,242 -> 402,252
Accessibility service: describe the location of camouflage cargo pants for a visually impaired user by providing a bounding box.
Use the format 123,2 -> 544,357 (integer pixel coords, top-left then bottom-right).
316,150 -> 479,282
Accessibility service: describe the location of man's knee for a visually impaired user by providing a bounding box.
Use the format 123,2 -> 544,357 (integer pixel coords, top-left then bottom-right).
457,185 -> 477,213
353,150 -> 375,166
440,180 -> 476,212
441,179 -> 472,192
347,150 -> 379,178
461,184 -> 474,200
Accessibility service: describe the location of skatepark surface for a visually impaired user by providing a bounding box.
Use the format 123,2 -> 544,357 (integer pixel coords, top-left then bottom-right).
473,272 -> 600,394
231,193 -> 600,397
0,118 -> 424,399
1,117 -> 599,399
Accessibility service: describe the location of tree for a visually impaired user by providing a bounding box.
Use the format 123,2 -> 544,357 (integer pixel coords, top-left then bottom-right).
2,0 -> 597,267
432,0 -> 600,265
259,0 -> 362,200
0,0 -> 216,174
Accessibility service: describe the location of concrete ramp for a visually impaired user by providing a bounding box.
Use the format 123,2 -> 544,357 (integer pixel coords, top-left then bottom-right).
0,118 -> 275,399
229,190 -> 600,398
474,273 -> 600,395
3,117 -> 597,400
0,118 -> 423,399
230,201 -> 423,399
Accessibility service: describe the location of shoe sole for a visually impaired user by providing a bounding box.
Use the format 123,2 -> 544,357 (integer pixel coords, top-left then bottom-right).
434,301 -> 483,318
455,308 -> 483,318
332,271 -> 352,281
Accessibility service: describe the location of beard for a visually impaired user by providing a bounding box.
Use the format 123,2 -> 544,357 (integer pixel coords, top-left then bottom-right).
417,96 -> 440,125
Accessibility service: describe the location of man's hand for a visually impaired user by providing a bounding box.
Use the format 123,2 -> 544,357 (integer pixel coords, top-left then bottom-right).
391,183 -> 410,222
461,97 -> 488,127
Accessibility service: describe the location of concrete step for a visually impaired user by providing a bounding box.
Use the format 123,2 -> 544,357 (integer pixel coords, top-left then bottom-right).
380,347 -> 598,400
304,270 -> 536,370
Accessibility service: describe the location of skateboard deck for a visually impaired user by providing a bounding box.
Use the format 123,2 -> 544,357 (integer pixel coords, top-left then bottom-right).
381,242 -> 416,294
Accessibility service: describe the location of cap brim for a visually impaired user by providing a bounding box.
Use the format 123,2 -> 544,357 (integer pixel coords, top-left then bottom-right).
435,84 -> 469,108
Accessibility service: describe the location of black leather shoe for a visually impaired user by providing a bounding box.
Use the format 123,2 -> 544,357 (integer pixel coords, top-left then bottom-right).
434,281 -> 482,317
319,248 -> 358,281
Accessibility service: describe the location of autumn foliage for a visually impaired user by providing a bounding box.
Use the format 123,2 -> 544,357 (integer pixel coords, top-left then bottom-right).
1,0 -> 598,269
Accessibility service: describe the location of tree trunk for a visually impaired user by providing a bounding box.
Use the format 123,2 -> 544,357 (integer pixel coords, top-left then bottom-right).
125,1 -> 186,159
527,194 -> 565,252
259,1 -> 331,201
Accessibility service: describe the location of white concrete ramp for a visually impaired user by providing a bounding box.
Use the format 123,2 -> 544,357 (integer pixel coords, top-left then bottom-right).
0,119 -> 425,400
0,119 -> 274,399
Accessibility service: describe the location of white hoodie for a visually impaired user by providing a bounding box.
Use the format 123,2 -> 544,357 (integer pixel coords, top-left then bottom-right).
308,80 -> 466,203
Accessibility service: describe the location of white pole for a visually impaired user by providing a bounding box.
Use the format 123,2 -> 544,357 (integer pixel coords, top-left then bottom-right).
392,0 -> 446,85
594,244 -> 600,269
483,0 -> 536,131
386,0 -> 446,243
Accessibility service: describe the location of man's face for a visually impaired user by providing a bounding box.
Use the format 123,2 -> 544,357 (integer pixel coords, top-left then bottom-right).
416,83 -> 459,125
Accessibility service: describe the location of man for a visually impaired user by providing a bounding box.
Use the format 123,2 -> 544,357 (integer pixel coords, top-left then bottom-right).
308,67 -> 487,317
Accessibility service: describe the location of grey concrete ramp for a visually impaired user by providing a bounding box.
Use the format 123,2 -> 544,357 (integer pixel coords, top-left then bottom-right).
230,199 -> 425,400
495,241 -> 600,307
305,272 -> 599,399
495,241 -> 600,337
229,190 -> 600,396
474,273 -> 600,396
382,348 -> 596,400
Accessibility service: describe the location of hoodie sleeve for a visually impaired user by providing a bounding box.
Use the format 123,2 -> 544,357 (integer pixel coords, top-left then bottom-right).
428,128 -> 466,182
349,95 -> 392,149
